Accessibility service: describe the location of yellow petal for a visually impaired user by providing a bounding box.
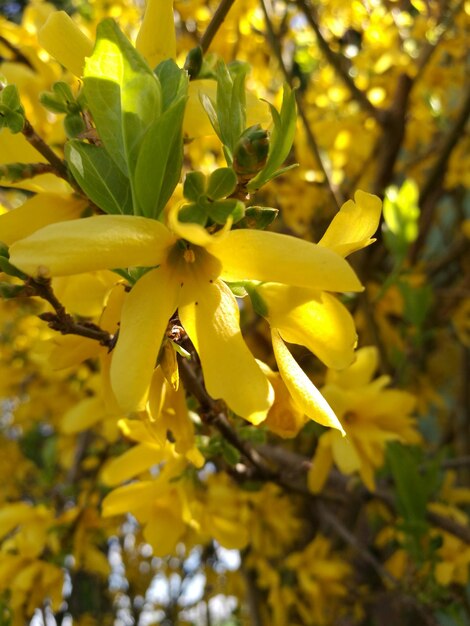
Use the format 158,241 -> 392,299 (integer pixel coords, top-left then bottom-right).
325,346 -> 379,388
52,271 -> 117,317
209,230 -> 363,292
38,11 -> 93,77
319,190 -> 382,257
179,280 -> 273,424
136,0 -> 176,68
0,131 -> 70,193
9,215 -> 174,277
110,267 -> 179,412
48,334 -> 101,369
331,431 -> 361,474
0,193 -> 86,246
102,480 -> 158,518
308,436 -> 334,493
258,284 -> 357,369
143,504 -> 186,556
271,329 -> 345,434
61,396 -> 111,434
100,442 -> 164,486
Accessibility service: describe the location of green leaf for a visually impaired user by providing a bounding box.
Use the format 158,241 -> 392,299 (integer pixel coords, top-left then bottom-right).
178,202 -> 207,226
2,111 -> 24,134
199,92 -> 220,137
207,198 -> 244,225
0,257 -> 28,279
83,19 -> 161,186
0,84 -> 21,110
183,171 -> 206,201
215,61 -> 247,159
207,167 -> 237,200
247,84 -> 297,191
66,140 -> 133,215
155,59 -> 188,111
134,95 -> 187,219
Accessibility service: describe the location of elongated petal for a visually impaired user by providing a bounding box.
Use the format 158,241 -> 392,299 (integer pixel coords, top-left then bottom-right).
271,329 -> 345,434
101,443 -> 164,486
319,190 -> 382,257
0,193 -> 87,246
9,215 -> 174,277
308,435 -> 334,493
110,267 -> 179,412
38,11 -> 93,76
136,0 -> 176,68
258,284 -> 357,369
61,396 -> 111,434
325,345 -> 379,388
179,280 -> 273,424
102,480 -> 158,518
208,230 -> 363,292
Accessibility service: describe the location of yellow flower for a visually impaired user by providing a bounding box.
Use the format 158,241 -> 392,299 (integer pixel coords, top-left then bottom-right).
308,346 -> 421,492
9,210 -> 361,425
248,191 -> 382,435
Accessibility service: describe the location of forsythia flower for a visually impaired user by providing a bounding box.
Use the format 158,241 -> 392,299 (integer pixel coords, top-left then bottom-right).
9,208 -> 361,426
308,346 -> 421,492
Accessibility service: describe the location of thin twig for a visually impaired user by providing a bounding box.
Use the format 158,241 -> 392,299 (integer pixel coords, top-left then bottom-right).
0,34 -> 35,70
25,277 -> 115,348
200,0 -> 237,54
22,119 -> 69,181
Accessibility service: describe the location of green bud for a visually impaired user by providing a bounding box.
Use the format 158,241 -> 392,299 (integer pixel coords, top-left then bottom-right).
52,81 -> 74,104
64,113 -> 86,138
235,206 -> 278,230
184,46 -> 203,80
233,124 -> 269,179
0,242 -> 9,257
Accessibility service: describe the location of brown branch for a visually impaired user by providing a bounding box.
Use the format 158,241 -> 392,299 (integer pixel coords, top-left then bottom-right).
0,34 -> 35,70
21,119 -> 69,181
178,356 -> 277,478
199,0 -> 237,54
25,277 -> 115,348
0,162 -> 55,183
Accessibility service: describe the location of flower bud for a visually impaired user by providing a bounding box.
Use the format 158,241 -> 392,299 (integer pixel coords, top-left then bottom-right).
233,124 -> 269,180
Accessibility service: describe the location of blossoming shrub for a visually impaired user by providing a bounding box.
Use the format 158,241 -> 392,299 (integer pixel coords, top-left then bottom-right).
0,0 -> 469,624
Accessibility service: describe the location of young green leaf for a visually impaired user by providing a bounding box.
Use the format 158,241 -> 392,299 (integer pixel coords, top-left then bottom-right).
134,95 -> 187,219
66,140 -> 133,215
83,19 -> 161,180
247,84 -> 297,191
183,171 -> 206,201
207,167 -> 237,200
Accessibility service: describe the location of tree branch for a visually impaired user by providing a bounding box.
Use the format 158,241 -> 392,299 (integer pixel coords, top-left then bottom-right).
200,0 -> 237,54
